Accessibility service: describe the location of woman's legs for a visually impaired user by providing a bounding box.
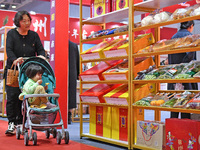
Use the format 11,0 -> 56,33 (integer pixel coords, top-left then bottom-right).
5,85 -> 22,134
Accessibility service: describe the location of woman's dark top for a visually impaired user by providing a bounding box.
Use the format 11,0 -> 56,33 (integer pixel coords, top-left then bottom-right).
6,28 -> 45,69
168,29 -> 196,64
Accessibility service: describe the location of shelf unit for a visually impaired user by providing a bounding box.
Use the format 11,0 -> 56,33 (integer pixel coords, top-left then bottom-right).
79,0 -> 198,149
0,26 -> 13,117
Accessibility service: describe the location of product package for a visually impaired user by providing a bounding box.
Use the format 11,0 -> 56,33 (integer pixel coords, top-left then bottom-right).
165,118 -> 199,150
112,0 -> 142,11
111,108 -> 128,141
91,0 -> 111,17
89,106 -> 112,138
80,84 -> 121,103
136,120 -> 166,150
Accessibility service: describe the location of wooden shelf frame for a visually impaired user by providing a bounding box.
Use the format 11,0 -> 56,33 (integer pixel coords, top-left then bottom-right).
0,26 -> 13,117
79,0 -> 197,149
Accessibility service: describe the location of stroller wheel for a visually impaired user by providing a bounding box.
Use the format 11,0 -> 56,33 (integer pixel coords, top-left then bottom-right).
33,132 -> 37,145
56,131 -> 62,144
24,132 -> 29,146
52,128 -> 57,138
64,131 -> 69,144
45,129 -> 50,139
16,127 -> 21,140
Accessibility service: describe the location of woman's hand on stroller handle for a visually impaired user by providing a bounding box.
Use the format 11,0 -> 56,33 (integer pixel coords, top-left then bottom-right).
13,57 -> 24,65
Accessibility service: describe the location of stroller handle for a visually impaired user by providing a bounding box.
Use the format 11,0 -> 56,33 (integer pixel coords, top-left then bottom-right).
24,93 -> 60,99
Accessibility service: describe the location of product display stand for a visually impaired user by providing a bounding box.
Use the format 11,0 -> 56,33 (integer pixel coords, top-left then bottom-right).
79,0 -> 199,149
0,26 -> 13,117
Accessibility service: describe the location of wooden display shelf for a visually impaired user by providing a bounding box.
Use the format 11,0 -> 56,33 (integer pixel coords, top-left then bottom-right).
82,0 -> 186,24
81,102 -> 128,107
81,80 -> 128,84
133,105 -> 200,114
81,56 -> 128,63
133,78 -> 200,84
133,46 -> 200,58
81,133 -> 129,148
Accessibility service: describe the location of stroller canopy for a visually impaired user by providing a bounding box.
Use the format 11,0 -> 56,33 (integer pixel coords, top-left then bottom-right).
19,57 -> 56,94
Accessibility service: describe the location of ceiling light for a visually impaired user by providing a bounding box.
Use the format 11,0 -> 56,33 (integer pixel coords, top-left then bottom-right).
1,4 -> 5,7
11,5 -> 16,9
29,11 -> 36,15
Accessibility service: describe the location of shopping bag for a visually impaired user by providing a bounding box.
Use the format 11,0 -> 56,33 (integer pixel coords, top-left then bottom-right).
6,64 -> 19,87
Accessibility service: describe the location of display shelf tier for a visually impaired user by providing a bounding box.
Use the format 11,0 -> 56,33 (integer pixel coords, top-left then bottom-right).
81,31 -> 128,42
159,90 -> 200,93
81,80 -> 128,84
0,47 -> 4,52
133,144 -> 156,150
133,15 -> 200,32
133,46 -> 200,58
81,102 -> 128,107
133,105 -> 200,114
82,0 -> 187,24
81,56 -> 128,63
133,78 -> 200,84
81,133 -> 129,148
0,26 -> 13,34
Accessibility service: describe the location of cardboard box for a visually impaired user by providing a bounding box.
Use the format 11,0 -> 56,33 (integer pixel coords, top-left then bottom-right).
91,0 -> 111,17
80,84 -> 121,103
136,120 -> 166,150
89,106 -> 112,138
165,118 -> 198,150
102,57 -> 154,80
103,83 -> 154,105
112,107 -> 128,141
112,0 -> 143,11
80,41 -> 113,61
80,60 -> 123,81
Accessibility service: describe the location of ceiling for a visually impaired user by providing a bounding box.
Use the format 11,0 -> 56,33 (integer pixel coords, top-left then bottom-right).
0,0 -> 33,10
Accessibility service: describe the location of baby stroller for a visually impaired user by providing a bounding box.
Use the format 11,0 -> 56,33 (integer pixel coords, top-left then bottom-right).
16,56 -> 69,146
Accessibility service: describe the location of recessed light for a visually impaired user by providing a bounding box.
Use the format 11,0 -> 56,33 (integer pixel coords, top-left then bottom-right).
11,5 -> 16,8
1,4 -> 5,7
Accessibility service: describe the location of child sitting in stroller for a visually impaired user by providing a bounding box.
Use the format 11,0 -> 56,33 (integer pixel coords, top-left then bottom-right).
19,64 -> 56,109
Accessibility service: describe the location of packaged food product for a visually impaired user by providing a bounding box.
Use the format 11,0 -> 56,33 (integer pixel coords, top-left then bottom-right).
186,93 -> 200,109
173,91 -> 195,108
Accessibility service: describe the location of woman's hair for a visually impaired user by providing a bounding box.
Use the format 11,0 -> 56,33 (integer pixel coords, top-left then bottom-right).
26,64 -> 44,78
14,10 -> 32,27
180,21 -> 195,29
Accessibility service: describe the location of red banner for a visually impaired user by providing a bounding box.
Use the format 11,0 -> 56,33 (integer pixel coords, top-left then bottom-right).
0,10 -> 50,41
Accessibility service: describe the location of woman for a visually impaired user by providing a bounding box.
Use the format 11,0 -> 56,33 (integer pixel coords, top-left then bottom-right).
5,10 -> 45,135
168,21 -> 197,119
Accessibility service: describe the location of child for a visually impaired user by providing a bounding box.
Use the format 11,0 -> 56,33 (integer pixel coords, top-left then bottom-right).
19,64 -> 56,108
